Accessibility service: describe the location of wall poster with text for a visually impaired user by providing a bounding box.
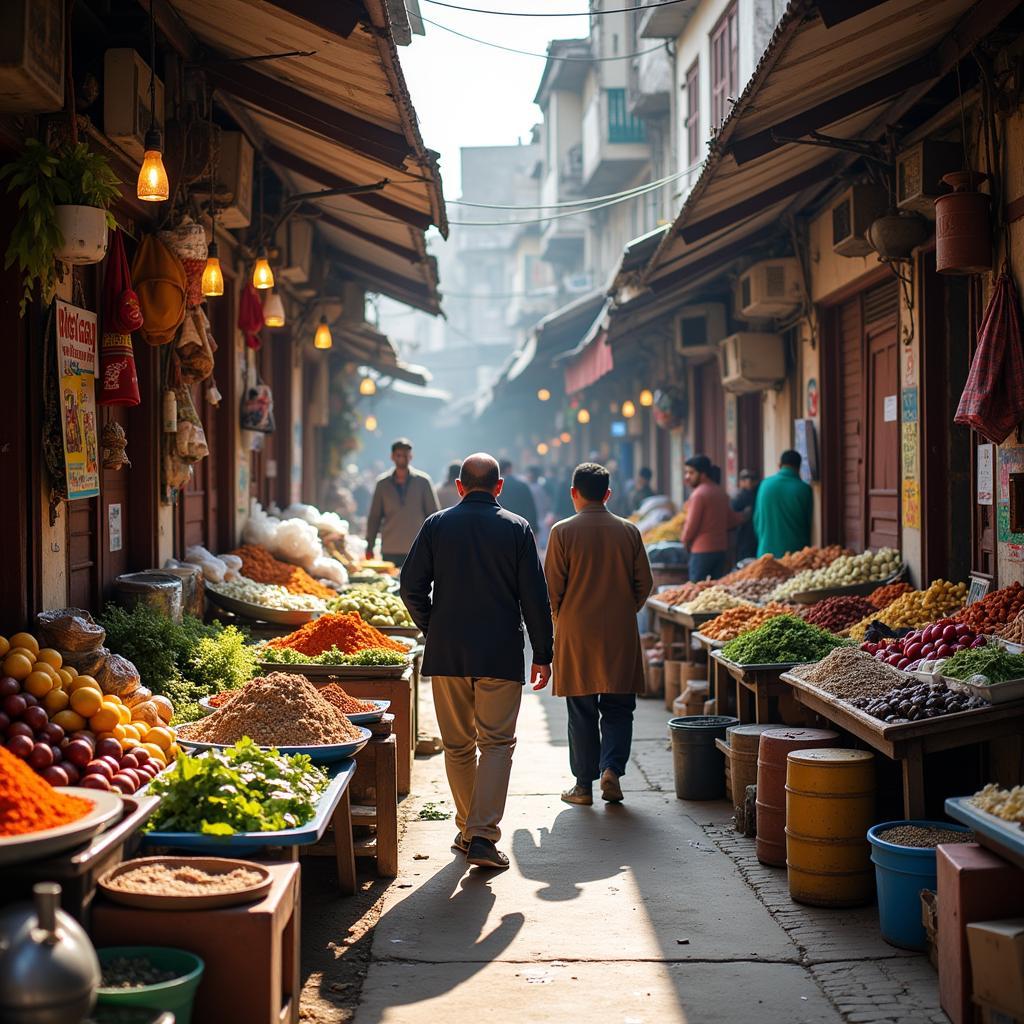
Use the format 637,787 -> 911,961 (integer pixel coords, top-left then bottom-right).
56,300 -> 100,500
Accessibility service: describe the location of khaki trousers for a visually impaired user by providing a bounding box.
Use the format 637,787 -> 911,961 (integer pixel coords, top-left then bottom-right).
431,676 -> 523,843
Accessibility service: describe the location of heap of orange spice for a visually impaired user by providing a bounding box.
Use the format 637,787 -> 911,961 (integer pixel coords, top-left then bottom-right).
230,544 -> 336,599
0,746 -> 93,836
265,612 -> 407,657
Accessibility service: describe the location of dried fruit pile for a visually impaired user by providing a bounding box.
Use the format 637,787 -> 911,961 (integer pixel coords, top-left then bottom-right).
680,587 -> 756,615
722,579 -> 782,603
719,555 -> 793,583
847,581 -> 968,641
954,582 -> 1024,634
998,609 -> 1024,643
656,581 -> 716,607
779,545 -> 852,571
800,596 -> 877,633
868,581 -> 914,609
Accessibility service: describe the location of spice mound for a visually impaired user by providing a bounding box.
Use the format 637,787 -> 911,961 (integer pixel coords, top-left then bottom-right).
868,581 -> 914,609
875,824 -> 973,848
792,647 -> 910,700
318,684 -> 380,716
106,860 -> 266,897
0,746 -> 93,836
179,673 -> 364,746
780,545 -> 852,571
720,615 -> 846,666
265,612 -> 406,656
101,956 -> 178,990
720,554 -> 793,584
230,543 -> 336,599
955,581 -> 1024,633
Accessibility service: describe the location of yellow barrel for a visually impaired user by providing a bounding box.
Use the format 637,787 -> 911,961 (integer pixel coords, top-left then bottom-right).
785,748 -> 875,907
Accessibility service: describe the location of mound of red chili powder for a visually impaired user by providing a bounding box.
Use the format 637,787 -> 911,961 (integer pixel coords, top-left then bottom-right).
0,746 -> 93,836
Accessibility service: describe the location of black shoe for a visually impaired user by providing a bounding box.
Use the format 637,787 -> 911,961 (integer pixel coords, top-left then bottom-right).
452,832 -> 469,854
466,837 -> 510,870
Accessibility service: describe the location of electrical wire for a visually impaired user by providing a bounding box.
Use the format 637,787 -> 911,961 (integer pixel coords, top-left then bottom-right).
447,187 -> 661,225
423,0 -> 689,15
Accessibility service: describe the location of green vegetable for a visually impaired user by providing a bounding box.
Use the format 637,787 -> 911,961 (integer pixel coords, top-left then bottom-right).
260,645 -> 406,667
146,738 -> 328,835
720,614 -> 847,665
328,586 -> 415,627
943,644 -> 1024,683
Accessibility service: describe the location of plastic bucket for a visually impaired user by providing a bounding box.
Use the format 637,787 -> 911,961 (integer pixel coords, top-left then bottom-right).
867,821 -> 973,950
96,946 -> 205,1024
668,715 -> 738,800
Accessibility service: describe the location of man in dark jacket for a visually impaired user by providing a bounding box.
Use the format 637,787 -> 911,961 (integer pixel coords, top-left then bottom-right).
498,458 -> 539,532
400,453 -> 553,870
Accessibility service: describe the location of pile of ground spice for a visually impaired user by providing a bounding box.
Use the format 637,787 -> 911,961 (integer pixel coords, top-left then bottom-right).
106,860 -> 266,897
0,747 -> 93,836
868,581 -> 914,609
719,555 -> 793,584
230,544 -> 336,599
179,673 -> 364,746
318,684 -> 379,716
265,612 -> 406,656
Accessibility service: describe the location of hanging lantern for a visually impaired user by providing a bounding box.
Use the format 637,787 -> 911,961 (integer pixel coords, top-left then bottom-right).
577,408 -> 590,424
935,171 -> 992,275
365,414 -> 378,431
621,399 -> 636,418
263,290 -> 285,327
201,241 -> 224,297
551,437 -> 562,448
560,431 -> 571,443
536,442 -> 549,456
313,316 -> 333,350
639,388 -> 654,407
537,387 -> 551,402
359,376 -> 377,396
137,1 -> 168,202
252,247 -> 274,289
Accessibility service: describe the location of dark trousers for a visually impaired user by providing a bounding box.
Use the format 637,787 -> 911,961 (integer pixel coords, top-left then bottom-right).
566,693 -> 636,786
688,550 -> 727,582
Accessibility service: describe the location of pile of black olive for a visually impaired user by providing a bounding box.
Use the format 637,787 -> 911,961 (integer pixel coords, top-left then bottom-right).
848,679 -> 987,723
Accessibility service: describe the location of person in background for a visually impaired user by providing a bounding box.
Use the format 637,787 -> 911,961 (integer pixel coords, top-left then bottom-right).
400,453 -> 552,870
709,464 -> 722,485
526,466 -> 552,543
545,463 -> 653,807
628,467 -> 655,513
732,469 -> 760,563
754,449 -> 813,558
497,458 -> 539,532
681,454 -> 742,582
365,438 -> 439,567
352,473 -> 372,519
437,461 -> 462,509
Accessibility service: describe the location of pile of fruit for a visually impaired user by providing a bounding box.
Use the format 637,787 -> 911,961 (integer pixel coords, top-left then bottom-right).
861,618 -> 985,671
849,678 -> 986,724
679,587 -> 755,615
722,578 -> 782,603
769,549 -> 902,601
954,582 -> 1024,634
779,545 -> 852,572
656,581 -> 716,607
847,581 -> 968,641
642,510 -> 686,544
800,595 -> 877,633
328,587 -> 415,629
998,608 -> 1024,644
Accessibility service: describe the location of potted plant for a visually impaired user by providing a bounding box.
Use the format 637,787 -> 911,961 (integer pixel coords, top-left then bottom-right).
0,138 -> 121,313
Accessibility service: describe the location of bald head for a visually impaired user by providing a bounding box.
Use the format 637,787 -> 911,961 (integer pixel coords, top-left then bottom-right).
459,452 -> 501,495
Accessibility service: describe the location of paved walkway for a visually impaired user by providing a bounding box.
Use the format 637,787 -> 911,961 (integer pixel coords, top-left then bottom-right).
353,689 -> 945,1024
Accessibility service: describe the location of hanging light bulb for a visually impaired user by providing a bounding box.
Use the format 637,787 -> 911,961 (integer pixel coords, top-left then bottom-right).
577,408 -> 591,424
365,414 -> 378,432
201,240 -> 224,297
560,431 -> 571,444
136,0 -> 168,201
537,387 -> 551,402
621,399 -> 637,419
551,437 -> 562,448
536,442 -> 549,456
359,376 -> 377,396
639,388 -> 654,407
263,290 -> 286,327
252,247 -> 274,289
313,316 -> 332,350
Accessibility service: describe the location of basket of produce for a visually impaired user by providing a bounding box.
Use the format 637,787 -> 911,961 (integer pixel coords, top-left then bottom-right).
770,549 -> 904,604
99,857 -> 273,910
717,615 -> 848,669
328,587 -> 417,631
205,578 -> 325,625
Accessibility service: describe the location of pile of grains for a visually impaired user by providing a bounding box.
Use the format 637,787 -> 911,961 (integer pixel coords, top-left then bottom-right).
101,957 -> 177,990
800,595 -> 878,633
656,581 -> 716,607
791,647 -> 910,700
265,612 -> 406,656
720,615 -> 845,666
680,586 -> 756,614
997,609 -> 1024,644
972,783 -> 1024,823
868,581 -> 914,609
780,545 -> 852,571
701,603 -> 793,642
229,544 -> 336,599
318,684 -> 380,716
875,824 -> 973,848
954,581 -> 1024,633
106,860 -> 266,897
722,578 -> 782,603
0,747 -> 93,836
179,673 -> 364,746
719,555 -> 793,584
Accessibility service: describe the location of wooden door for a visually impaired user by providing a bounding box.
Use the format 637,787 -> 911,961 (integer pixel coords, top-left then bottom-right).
737,392 -> 763,477
865,322 -> 900,550
694,360 -> 725,468
837,298 -> 865,549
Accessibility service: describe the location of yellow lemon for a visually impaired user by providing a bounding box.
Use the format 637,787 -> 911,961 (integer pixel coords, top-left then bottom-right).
117,704 -> 132,725
51,709 -> 87,733
145,727 -> 174,753
89,706 -> 120,732
140,743 -> 167,767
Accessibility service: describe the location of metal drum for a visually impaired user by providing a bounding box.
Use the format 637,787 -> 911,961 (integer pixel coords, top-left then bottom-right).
786,748 -> 876,907
717,724 -> 781,834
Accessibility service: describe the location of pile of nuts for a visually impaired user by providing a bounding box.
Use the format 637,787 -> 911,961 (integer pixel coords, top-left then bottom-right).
779,545 -> 852,571
657,580 -> 716,607
800,595 -> 877,633
700,603 -> 793,642
680,587 -> 756,615
849,678 -> 986,723
972,783 -> 1024,823
875,824 -> 973,848
847,580 -> 968,640
998,609 -> 1024,644
719,555 -> 793,583
868,581 -> 914,609
722,578 -> 781,603
793,647 -> 910,700
955,581 -> 1024,634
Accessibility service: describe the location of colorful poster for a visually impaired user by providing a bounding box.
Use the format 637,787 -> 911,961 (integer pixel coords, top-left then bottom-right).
56,300 -> 100,500
901,423 -> 917,479
901,387 -> 918,423
902,480 -> 921,529
977,444 -> 994,505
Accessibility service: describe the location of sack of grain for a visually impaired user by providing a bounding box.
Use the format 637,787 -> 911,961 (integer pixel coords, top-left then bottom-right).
36,608 -> 106,652
97,653 -> 141,699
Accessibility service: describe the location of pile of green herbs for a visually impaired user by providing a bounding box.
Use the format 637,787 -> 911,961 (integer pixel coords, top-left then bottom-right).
260,645 -> 406,667
721,614 -> 847,666
99,604 -> 259,723
942,644 -> 1024,683
145,738 -> 328,835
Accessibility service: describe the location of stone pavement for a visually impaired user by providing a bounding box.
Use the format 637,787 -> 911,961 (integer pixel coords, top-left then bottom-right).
353,688 -> 944,1024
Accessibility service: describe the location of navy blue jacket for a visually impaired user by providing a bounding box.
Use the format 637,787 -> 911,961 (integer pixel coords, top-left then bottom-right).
399,491 -> 554,682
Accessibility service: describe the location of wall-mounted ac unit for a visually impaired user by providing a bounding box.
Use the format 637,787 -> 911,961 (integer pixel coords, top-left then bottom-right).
896,139 -> 962,218
674,302 -> 726,358
719,332 -> 786,393
737,258 -> 802,320
275,217 -> 314,284
103,48 -> 164,161
831,184 -> 888,257
0,0 -> 64,113
216,131 -> 254,229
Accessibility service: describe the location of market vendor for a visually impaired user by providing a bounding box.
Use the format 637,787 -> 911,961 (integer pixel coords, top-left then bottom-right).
366,438 -> 440,567
753,450 -> 813,558
732,469 -> 759,562
681,455 -> 742,581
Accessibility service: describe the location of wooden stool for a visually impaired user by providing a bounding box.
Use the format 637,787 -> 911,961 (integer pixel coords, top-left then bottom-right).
92,863 -> 300,1024
337,673 -> 414,795
353,733 -> 399,877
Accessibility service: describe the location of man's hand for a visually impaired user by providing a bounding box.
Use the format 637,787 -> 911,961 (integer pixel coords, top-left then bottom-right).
530,663 -> 551,691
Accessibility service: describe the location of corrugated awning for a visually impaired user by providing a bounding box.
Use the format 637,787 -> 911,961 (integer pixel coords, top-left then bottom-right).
152,0 -> 446,313
335,321 -> 431,387
563,330 -> 614,395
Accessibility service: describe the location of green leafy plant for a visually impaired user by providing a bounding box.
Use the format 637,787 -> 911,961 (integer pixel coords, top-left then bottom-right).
0,138 -> 122,313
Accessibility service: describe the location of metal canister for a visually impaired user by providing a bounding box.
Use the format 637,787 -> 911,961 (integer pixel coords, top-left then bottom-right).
785,748 -> 876,907
935,170 -> 991,275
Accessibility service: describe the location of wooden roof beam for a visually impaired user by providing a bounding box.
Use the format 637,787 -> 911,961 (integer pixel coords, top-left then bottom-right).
315,208 -> 424,264
261,0 -> 364,39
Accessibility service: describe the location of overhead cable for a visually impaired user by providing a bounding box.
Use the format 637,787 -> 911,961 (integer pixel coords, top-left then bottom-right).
423,0 -> 689,15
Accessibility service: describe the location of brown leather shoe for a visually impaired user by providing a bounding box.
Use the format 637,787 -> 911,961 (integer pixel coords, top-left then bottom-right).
600,769 -> 624,803
561,784 -> 594,806
466,837 -> 509,869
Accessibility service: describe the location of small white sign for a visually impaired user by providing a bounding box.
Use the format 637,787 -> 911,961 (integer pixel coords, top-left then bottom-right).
884,395 -> 898,422
108,503 -> 123,552
977,443 -> 994,505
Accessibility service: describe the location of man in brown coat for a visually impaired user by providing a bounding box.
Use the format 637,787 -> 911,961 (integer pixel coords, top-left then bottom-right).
544,463 -> 654,806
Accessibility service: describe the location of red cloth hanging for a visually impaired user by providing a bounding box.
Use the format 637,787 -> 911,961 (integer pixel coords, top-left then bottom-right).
955,268 -> 1024,444
238,283 -> 265,350
98,229 -> 141,407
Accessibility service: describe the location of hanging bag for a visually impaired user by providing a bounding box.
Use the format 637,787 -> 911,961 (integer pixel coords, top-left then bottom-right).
240,372 -> 275,433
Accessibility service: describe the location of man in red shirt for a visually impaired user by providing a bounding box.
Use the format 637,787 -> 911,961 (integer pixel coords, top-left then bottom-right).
680,455 -> 741,581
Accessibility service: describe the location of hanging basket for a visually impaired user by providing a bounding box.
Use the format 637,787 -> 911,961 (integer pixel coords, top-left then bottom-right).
866,212 -> 931,262
54,205 -> 109,265
935,171 -> 992,275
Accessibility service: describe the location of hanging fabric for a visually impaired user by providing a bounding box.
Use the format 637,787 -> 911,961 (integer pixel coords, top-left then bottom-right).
101,419 -> 131,470
159,217 -> 208,309
99,229 -> 142,406
41,302 -> 69,515
131,234 -> 187,346
240,367 -> 275,433
238,282 -> 265,350
955,267 -> 1024,443
176,306 -> 217,383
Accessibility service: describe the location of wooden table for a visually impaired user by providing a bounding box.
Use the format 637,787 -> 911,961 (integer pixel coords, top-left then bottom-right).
783,672 -> 1024,818
693,631 -> 733,716
646,599 -> 715,668
710,652 -> 805,723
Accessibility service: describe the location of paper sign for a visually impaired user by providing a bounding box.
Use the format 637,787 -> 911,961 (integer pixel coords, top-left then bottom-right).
977,444 -> 994,505
901,423 -> 917,479
902,480 -> 921,529
884,395 -> 898,422
967,575 -> 992,604
108,503 -> 122,552
56,300 -> 100,500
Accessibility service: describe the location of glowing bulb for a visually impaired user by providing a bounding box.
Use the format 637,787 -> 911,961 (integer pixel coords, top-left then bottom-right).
577,408 -> 590,424
621,399 -> 636,418
560,432 -> 571,444
537,388 -> 551,402
313,316 -> 333,350
137,128 -> 169,201
639,388 -> 654,407
536,442 -> 549,455
263,290 -> 285,327
359,376 -> 377,396
252,248 -> 274,290
551,437 -> 562,448
201,242 -> 224,297
365,414 -> 378,431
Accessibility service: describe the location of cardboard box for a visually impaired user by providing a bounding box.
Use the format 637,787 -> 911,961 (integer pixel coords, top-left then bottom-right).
967,919 -> 1024,1018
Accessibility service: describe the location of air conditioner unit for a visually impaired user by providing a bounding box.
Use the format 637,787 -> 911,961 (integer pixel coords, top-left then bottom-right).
896,139 -> 962,218
737,258 -> 802,320
673,302 -> 726,358
0,0 -> 64,113
831,184 -> 888,257
719,332 -> 786,393
103,48 -> 164,161
275,217 -> 314,284
215,131 -> 254,229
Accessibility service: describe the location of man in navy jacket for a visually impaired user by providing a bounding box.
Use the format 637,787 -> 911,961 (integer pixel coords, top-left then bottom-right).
401,453 -> 553,869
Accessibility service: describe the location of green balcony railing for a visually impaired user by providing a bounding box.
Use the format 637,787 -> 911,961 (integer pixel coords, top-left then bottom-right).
607,89 -> 646,144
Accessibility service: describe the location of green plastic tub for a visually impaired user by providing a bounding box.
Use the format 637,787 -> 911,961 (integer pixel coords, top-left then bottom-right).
96,947 -> 205,1024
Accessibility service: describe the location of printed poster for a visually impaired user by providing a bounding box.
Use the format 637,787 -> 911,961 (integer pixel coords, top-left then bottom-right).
56,300 -> 100,500
977,444 -> 994,505
902,480 -> 921,530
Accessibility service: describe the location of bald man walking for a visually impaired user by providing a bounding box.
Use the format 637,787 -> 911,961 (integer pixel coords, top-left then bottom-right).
401,453 -> 553,869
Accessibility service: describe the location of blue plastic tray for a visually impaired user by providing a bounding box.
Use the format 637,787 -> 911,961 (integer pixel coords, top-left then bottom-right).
945,795 -> 1024,871
141,760 -> 357,853
345,700 -> 390,724
174,727 -> 371,764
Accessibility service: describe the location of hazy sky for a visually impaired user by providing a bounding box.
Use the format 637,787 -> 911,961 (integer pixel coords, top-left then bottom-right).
398,2 -> 591,199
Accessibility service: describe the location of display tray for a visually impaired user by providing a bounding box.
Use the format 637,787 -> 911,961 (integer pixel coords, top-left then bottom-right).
198,693 -> 390,723
174,726 -> 372,764
945,796 -> 1024,871
258,661 -> 409,679
712,651 -> 812,673
787,565 -> 908,605
945,675 -> 1024,705
692,631 -> 726,650
206,588 -> 323,625
98,856 -> 274,910
141,760 -> 356,853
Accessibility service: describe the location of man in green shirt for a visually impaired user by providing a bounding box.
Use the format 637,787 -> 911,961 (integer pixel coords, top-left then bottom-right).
753,450 -> 813,558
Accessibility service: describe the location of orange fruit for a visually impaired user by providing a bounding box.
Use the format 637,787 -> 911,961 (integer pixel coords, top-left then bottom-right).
57,669 -> 73,688
9,632 -> 39,656
70,687 -> 103,718
116,704 -> 132,725
94,730 -> 119,744
51,709 -> 88,733
133,721 -> 150,740
36,648 -> 62,670
140,743 -> 168,766
70,675 -> 98,692
145,727 -> 174,753
37,662 -> 60,681
24,670 -> 55,697
89,706 -> 120,732
3,652 -> 33,681
120,737 -> 140,750
63,665 -> 78,679
113,724 -> 130,741
0,636 -> 8,657
42,688 -> 70,714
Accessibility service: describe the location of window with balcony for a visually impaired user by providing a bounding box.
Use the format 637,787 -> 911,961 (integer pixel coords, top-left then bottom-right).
685,59 -> 700,167
710,2 -> 738,130
607,88 -> 645,143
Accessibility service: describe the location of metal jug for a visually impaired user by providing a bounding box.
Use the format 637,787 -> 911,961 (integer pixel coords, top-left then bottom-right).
0,882 -> 100,1024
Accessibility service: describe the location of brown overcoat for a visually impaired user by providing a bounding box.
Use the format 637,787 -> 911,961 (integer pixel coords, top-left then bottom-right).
544,505 -> 654,698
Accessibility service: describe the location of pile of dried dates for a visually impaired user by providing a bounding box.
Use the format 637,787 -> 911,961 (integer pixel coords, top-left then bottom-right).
848,679 -> 986,724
